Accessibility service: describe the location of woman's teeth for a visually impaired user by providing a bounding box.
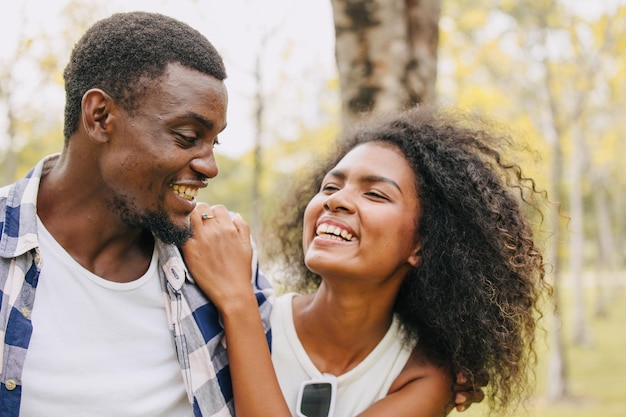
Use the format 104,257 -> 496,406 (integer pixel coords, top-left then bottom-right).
316,223 -> 353,241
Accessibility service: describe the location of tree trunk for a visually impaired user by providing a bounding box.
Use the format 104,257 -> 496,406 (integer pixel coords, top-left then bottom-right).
593,184 -> 615,317
252,49 -> 263,238
569,122 -> 593,346
250,28 -> 280,240
547,294 -> 568,401
540,17 -> 570,399
331,0 -> 441,127
545,136 -> 569,401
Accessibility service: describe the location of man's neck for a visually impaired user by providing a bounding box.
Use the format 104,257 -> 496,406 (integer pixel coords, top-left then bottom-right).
37,162 -> 155,283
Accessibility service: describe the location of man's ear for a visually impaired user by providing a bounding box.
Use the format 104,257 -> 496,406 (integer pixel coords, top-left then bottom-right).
81,89 -> 115,143
407,242 -> 422,268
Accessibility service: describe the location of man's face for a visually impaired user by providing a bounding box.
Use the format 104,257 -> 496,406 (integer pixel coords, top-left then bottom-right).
99,63 -> 228,246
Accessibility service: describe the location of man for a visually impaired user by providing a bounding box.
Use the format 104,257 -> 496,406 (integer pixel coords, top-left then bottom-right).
0,12 -> 272,417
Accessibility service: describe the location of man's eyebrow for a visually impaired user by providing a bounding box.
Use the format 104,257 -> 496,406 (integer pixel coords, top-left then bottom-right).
185,112 -> 215,131
327,169 -> 402,193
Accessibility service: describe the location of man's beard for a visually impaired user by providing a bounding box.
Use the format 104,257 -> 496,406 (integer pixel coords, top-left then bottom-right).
110,195 -> 193,247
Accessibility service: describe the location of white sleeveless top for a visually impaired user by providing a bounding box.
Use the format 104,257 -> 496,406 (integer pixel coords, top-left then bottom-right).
270,293 -> 414,417
20,218 -> 192,416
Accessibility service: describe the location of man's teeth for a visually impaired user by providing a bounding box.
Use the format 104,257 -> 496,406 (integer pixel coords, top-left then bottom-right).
171,184 -> 198,201
316,224 -> 353,241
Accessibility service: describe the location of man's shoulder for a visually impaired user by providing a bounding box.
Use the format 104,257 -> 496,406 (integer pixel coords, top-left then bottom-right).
0,181 -> 14,203
0,175 -> 38,222
0,156 -> 53,212
0,180 -> 19,225
0,165 -> 45,258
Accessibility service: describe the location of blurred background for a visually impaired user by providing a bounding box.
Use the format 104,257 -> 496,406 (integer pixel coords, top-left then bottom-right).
1,0 -> 624,415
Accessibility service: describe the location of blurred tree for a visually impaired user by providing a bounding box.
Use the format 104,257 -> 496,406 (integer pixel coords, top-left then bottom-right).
331,0 -> 441,126
0,33 -> 26,184
199,151 -> 255,221
0,0 -> 107,185
250,31 -> 272,239
586,5 -> 626,309
439,0 -> 626,403
201,101 -> 340,266
0,6 -> 58,184
193,0 -> 339,245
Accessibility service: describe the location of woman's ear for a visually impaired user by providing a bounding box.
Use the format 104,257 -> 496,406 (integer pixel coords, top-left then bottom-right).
407,242 -> 422,268
81,89 -> 115,143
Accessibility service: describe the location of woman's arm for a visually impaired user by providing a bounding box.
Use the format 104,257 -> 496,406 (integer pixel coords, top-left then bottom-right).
182,203 -> 293,417
357,351 -> 454,417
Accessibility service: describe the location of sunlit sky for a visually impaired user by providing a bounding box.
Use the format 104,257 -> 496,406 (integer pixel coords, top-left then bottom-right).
0,0 -> 336,158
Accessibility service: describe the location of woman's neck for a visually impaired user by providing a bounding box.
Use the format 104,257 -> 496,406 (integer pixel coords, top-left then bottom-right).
291,284 -> 396,376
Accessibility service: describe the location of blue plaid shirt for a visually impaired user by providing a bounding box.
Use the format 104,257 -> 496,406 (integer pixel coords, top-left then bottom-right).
0,155 -> 274,417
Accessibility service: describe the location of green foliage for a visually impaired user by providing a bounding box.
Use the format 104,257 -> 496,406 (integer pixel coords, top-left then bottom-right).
198,151 -> 255,220
0,117 -> 64,185
440,0 -> 626,269
15,120 -> 64,178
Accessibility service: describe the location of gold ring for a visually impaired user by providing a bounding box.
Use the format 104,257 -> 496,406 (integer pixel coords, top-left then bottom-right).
201,213 -> 215,220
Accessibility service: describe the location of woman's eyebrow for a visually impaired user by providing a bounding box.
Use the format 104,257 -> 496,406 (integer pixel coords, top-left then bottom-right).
327,169 -> 402,192
361,175 -> 402,192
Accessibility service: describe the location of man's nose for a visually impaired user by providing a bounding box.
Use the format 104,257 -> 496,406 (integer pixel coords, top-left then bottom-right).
191,149 -> 219,180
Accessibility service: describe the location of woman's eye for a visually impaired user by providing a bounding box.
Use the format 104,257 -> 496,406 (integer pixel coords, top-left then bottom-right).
322,184 -> 339,192
366,191 -> 388,200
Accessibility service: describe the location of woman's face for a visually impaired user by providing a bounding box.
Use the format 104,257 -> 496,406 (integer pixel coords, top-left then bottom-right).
302,142 -> 422,287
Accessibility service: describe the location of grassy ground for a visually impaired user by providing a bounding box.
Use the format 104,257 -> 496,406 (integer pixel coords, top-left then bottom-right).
458,282 -> 626,417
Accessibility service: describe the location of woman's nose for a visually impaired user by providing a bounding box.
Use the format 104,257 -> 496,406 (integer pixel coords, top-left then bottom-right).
323,189 -> 354,212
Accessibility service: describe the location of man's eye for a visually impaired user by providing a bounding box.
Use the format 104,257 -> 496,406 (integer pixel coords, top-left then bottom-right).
182,135 -> 199,143
175,132 -> 199,143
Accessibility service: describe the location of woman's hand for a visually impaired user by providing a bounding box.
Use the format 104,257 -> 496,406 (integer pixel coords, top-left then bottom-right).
453,371 -> 487,412
183,205 -> 293,417
182,203 -> 254,311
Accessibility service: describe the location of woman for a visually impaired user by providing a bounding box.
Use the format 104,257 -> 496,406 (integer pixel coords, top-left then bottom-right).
183,105 -> 549,417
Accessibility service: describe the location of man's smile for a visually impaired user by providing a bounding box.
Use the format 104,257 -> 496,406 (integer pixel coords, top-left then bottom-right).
170,184 -> 199,201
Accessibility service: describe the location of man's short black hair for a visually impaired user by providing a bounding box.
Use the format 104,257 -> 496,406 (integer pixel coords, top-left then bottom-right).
63,11 -> 227,141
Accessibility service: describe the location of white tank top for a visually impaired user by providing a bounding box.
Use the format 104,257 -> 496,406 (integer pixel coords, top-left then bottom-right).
20,218 -> 192,417
270,293 -> 414,417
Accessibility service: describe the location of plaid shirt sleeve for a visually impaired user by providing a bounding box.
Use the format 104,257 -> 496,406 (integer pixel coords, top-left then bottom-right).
157,238 -> 274,417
